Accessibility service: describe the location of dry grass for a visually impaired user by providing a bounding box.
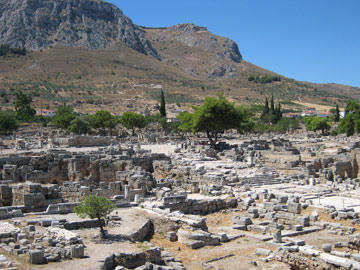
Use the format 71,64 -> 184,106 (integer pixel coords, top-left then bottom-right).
206,211 -> 234,227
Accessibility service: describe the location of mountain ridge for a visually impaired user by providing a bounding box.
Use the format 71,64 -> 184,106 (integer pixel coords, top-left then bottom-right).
0,0 -> 160,59
0,0 -> 357,113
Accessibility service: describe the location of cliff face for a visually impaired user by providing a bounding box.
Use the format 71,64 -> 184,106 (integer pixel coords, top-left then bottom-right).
0,0 -> 160,59
144,24 -> 243,79
166,24 -> 242,63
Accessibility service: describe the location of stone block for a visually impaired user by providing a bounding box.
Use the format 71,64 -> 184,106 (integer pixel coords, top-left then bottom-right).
256,248 -> 272,256
144,247 -> 161,264
233,216 -> 252,226
165,232 -> 178,242
186,240 -> 204,249
322,244 -> 332,253
29,250 -> 44,265
352,254 -> 360,262
71,244 -> 84,258
19,239 -> 30,246
320,253 -> 352,268
288,202 -> 301,214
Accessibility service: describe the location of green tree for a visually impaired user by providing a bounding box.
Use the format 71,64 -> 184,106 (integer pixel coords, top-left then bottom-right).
178,94 -> 252,148
304,116 -> 331,134
177,111 -> 194,133
272,118 -> 299,133
90,110 -> 118,135
337,100 -> 360,136
261,97 -> 270,119
53,106 -> 76,130
270,94 -> 275,112
13,90 -> 36,121
159,90 -> 166,118
120,112 -> 146,136
74,195 -> 115,239
335,105 -> 340,122
0,111 -> 19,133
68,117 -> 92,135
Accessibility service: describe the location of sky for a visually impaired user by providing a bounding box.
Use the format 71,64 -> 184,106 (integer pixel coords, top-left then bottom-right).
107,0 -> 360,87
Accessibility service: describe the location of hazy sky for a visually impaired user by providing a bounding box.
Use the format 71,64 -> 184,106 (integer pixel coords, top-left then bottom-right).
107,0 -> 360,87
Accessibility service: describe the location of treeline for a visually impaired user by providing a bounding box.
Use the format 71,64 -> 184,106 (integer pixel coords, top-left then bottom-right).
248,74 -> 281,84
0,44 -> 27,56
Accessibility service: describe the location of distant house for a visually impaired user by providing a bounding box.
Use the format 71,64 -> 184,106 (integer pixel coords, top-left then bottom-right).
36,109 -> 55,117
301,107 -> 317,117
317,111 -> 331,118
283,112 -> 301,119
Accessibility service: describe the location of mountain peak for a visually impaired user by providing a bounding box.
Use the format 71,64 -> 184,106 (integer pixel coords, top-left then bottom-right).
0,0 -> 160,59
167,23 -> 208,33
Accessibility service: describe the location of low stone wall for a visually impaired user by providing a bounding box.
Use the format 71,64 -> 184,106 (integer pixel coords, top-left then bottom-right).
54,136 -> 112,147
164,198 -> 237,215
98,247 -> 186,270
122,219 -> 153,242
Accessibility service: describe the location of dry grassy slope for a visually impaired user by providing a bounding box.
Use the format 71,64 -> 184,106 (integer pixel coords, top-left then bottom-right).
307,82 -> 360,100
0,45 -> 220,114
0,36 -> 356,114
144,27 -> 354,107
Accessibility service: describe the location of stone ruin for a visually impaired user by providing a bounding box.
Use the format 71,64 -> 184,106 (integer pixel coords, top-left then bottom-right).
0,131 -> 360,269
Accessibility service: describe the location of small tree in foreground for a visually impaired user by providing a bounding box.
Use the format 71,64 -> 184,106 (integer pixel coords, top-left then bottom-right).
74,195 -> 115,239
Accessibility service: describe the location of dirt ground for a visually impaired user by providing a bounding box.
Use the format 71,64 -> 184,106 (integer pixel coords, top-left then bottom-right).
8,205 -> 360,270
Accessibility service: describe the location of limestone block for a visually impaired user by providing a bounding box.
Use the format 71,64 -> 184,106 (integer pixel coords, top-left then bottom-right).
165,232 -> 178,242
71,244 -> 84,258
273,230 -> 282,243
320,253 -> 352,269
288,202 -> 301,214
29,250 -> 44,265
144,247 -> 161,264
256,248 -> 272,256
186,240 -> 204,249
232,216 -> 252,226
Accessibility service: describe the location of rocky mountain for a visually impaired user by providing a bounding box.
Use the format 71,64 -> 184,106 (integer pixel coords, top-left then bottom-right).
144,24 -> 243,79
0,0 -> 160,59
0,0 -> 357,112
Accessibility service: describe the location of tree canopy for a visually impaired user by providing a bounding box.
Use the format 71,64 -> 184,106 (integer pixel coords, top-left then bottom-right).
90,110 -> 118,135
0,111 -> 19,134
74,195 -> 115,239
303,116 -> 331,134
52,106 -> 76,130
337,100 -> 360,136
68,117 -> 92,135
177,95 -> 252,148
120,112 -> 146,136
13,90 -> 36,121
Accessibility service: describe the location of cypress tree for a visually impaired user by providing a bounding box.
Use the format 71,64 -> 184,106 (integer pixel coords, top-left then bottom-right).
159,90 -> 166,118
335,104 -> 340,122
270,94 -> 275,113
264,98 -> 270,114
261,97 -> 270,119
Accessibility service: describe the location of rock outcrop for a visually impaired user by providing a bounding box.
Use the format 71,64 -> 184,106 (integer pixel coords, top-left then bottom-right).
167,24 -> 242,63
0,0 -> 160,59
145,23 -> 242,79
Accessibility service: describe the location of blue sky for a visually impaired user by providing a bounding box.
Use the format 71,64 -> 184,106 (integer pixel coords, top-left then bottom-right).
107,0 -> 360,87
